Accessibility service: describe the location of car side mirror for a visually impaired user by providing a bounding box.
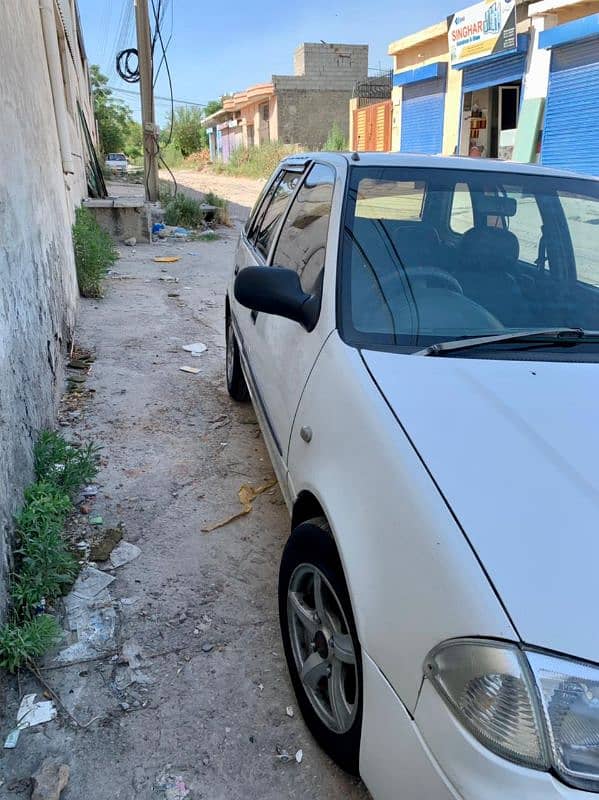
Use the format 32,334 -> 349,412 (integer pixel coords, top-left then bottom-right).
234,266 -> 319,331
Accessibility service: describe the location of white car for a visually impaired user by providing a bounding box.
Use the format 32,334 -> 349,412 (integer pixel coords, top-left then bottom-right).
104,152 -> 128,173
225,152 -> 599,799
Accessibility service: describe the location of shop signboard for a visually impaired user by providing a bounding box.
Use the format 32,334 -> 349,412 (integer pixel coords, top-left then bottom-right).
448,0 -> 517,66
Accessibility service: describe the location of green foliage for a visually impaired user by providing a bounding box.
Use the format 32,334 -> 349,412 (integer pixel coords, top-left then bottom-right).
0,616 -> 62,673
91,65 -> 136,157
72,206 -> 118,298
34,431 -> 100,497
159,141 -> 186,170
163,192 -> 204,228
324,122 -> 347,151
204,99 -> 223,117
124,119 -> 143,161
166,107 -> 208,157
214,142 -> 301,179
204,192 -> 230,226
0,430 -> 100,671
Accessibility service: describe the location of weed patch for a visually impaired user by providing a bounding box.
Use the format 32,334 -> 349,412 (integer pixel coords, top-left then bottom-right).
213,142 -> 301,179
0,431 -> 100,671
72,207 -> 118,298
204,191 -> 230,226
163,192 -> 204,228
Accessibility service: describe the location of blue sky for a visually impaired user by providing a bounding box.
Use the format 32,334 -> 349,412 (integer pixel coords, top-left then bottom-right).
78,0 -> 457,124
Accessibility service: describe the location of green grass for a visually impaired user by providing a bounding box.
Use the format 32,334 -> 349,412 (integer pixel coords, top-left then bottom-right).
163,192 -> 204,228
203,191 -> 230,226
72,207 -> 118,298
159,142 -> 186,170
34,431 -> 100,498
213,141 -> 301,179
0,431 -> 100,672
0,616 -> 62,674
323,122 -> 347,152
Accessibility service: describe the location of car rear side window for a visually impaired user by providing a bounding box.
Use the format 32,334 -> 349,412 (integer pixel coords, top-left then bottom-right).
271,163 -> 335,298
252,170 -> 301,259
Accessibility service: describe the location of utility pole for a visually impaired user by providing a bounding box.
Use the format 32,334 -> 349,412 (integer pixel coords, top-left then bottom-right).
135,0 -> 159,202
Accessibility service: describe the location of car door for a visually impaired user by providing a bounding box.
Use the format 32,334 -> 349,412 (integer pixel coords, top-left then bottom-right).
247,162 -> 337,468
232,168 -> 303,354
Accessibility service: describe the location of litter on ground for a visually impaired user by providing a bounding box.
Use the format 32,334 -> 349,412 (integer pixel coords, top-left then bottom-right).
286,706 -> 294,717
182,342 -> 207,356
4,729 -> 20,749
202,479 -> 277,533
154,256 -> 180,263
180,366 -> 200,375
295,749 -> 303,764
16,695 -> 57,729
109,540 -> 141,568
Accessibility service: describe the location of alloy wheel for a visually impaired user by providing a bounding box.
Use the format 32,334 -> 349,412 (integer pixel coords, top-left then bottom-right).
287,564 -> 358,734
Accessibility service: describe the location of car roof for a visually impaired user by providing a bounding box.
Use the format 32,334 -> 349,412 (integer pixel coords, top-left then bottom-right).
281,151 -> 599,182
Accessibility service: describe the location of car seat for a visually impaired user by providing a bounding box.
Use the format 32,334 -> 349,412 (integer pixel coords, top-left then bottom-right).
456,227 -> 528,325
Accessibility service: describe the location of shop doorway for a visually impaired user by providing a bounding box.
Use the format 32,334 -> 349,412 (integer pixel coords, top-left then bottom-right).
459,81 -> 521,159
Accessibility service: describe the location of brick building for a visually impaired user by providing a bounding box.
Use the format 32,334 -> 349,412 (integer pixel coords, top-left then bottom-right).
205,42 -> 368,160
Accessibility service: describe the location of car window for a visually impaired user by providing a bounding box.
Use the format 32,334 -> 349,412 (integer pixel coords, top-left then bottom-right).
450,183 -> 474,234
253,170 -> 301,259
504,186 -> 544,265
355,179 -> 425,221
245,175 -> 278,236
271,163 -> 335,298
341,165 -> 599,351
559,191 -> 599,288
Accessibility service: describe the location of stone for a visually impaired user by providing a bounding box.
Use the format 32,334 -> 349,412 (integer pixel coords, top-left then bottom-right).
31,760 -> 69,800
123,237 -> 137,246
89,526 -> 124,562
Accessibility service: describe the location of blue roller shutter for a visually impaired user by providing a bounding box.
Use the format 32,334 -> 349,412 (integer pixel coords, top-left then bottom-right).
541,39 -> 599,175
462,50 -> 527,92
400,78 -> 445,154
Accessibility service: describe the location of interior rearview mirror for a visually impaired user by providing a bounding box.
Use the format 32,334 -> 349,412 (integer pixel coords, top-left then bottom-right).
234,266 -> 318,331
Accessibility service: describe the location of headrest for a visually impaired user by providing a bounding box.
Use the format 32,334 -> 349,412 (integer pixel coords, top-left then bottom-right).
458,227 -> 520,269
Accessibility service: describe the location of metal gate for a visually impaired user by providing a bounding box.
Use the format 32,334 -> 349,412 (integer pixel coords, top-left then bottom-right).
400,79 -> 445,154
541,38 -> 599,175
353,100 -> 392,152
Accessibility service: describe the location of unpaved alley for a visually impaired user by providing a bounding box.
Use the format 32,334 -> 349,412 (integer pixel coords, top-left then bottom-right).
1,179 -> 368,799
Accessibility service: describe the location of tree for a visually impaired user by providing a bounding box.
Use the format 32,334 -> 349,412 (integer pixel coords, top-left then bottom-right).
90,65 -> 136,156
204,99 -> 223,118
165,106 -> 208,157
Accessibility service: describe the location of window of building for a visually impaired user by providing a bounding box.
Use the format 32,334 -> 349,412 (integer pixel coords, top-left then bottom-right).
271,163 -> 335,297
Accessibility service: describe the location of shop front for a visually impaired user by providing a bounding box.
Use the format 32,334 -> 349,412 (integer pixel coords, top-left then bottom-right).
539,13 -> 599,175
449,0 -> 529,159
394,63 -> 447,154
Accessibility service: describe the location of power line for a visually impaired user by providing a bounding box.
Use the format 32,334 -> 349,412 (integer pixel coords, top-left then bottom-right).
108,85 -> 206,108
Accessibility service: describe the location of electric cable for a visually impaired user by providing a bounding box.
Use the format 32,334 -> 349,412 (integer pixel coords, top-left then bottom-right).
116,47 -> 140,83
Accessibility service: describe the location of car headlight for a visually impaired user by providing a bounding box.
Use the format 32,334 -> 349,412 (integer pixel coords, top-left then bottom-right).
426,639 -> 599,791
528,650 -> 599,791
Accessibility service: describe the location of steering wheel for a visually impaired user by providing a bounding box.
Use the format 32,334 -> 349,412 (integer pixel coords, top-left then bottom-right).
401,266 -> 464,295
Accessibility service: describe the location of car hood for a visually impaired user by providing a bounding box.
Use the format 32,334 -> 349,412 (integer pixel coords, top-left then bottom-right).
363,349 -> 599,664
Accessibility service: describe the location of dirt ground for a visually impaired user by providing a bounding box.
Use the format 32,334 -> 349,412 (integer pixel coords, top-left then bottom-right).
0,174 -> 369,800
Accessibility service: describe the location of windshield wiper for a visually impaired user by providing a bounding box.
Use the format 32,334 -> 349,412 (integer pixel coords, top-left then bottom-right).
415,327 -> 591,356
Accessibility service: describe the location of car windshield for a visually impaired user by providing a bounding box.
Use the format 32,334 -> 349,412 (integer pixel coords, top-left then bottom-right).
340,166 -> 599,354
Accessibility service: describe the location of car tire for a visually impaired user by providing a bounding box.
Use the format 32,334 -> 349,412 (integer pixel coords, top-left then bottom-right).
279,518 -> 363,775
226,314 -> 249,402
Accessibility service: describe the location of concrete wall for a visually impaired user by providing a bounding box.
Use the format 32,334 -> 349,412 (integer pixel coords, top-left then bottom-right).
0,0 -> 91,613
273,43 -> 368,148
276,89 -> 355,149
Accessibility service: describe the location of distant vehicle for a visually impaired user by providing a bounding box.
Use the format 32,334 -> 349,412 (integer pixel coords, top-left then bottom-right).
226,151 -> 599,798
104,152 -> 128,173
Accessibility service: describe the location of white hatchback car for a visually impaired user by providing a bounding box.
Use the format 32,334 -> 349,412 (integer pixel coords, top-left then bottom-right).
226,153 -> 599,799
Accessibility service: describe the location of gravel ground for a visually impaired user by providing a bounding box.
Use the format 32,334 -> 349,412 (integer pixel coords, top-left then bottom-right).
0,175 -> 369,800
